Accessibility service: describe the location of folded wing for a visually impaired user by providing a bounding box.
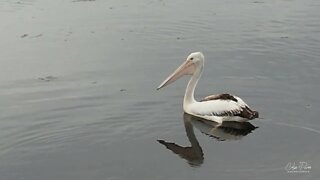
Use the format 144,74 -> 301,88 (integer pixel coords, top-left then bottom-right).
195,93 -> 258,120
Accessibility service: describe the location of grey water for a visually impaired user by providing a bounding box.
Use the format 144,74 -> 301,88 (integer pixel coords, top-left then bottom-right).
0,0 -> 320,179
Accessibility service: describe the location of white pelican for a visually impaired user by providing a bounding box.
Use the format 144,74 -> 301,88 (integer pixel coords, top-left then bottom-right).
157,52 -> 259,124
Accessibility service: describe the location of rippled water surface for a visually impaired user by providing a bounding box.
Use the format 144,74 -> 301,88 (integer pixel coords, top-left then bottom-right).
1,0 -> 320,179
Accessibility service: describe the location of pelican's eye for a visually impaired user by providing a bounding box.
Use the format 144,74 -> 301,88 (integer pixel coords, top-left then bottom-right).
190,57 -> 194,60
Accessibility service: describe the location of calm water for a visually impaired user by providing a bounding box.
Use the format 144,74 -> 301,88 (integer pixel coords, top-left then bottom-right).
1,0 -> 320,179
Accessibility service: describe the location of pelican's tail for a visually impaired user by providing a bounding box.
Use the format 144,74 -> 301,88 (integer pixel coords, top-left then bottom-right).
251,111 -> 259,120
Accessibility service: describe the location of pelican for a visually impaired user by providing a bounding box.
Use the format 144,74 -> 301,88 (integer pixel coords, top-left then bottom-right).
157,52 -> 259,124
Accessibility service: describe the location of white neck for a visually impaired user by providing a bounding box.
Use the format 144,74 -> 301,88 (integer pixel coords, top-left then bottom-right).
183,65 -> 202,107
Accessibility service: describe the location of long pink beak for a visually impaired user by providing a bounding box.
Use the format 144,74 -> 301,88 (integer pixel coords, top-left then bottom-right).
157,60 -> 195,90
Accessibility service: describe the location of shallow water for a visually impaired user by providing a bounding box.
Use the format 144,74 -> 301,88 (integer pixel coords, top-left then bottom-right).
1,0 -> 320,179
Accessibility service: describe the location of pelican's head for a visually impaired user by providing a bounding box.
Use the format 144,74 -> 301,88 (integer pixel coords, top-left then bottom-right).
157,52 -> 204,90
187,52 -> 205,65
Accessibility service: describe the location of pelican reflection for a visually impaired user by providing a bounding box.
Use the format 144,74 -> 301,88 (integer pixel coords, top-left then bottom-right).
157,113 -> 258,167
